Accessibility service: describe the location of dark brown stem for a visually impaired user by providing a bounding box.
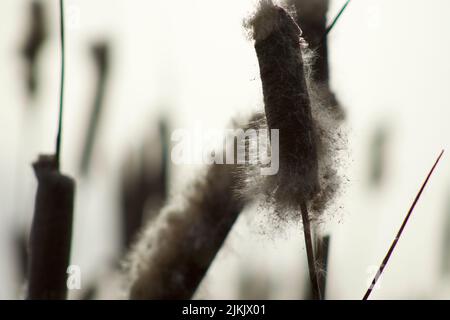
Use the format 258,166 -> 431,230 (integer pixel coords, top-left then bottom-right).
300,202 -> 321,300
363,150 -> 444,300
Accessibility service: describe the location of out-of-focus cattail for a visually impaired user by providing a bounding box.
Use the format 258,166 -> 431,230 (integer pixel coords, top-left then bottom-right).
120,118 -> 169,253
289,0 -> 329,83
289,0 -> 347,122
125,115 -> 261,299
27,155 -> 75,299
441,189 -> 450,276
369,125 -> 390,187
22,0 -> 47,98
126,165 -> 244,299
80,42 -> 110,175
13,228 -> 28,284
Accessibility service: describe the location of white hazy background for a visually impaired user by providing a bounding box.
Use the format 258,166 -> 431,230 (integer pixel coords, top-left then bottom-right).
1,0 -> 450,299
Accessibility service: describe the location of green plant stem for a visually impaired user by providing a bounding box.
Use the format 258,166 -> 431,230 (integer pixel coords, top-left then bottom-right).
318,0 -> 351,46
55,0 -> 65,169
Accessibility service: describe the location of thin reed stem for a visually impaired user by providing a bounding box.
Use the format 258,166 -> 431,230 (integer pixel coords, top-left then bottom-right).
301,202 -> 322,300
55,0 -> 65,169
318,0 -> 351,46
363,150 -> 444,300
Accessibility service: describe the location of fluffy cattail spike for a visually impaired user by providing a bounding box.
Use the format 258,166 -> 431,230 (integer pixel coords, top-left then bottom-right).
248,1 -> 325,299
249,1 -> 320,206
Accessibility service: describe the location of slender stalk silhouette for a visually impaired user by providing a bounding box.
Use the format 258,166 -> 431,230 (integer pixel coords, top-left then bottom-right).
363,150 -> 444,300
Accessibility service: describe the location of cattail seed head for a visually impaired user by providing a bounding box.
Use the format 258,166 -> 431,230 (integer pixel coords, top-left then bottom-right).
249,1 -> 320,205
241,1 -> 346,224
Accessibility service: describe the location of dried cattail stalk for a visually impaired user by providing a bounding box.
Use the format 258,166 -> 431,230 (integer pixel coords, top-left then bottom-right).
289,0 -> 342,298
243,1 -> 346,219
124,116 -> 260,299
27,155 -> 75,299
247,0 -> 327,299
